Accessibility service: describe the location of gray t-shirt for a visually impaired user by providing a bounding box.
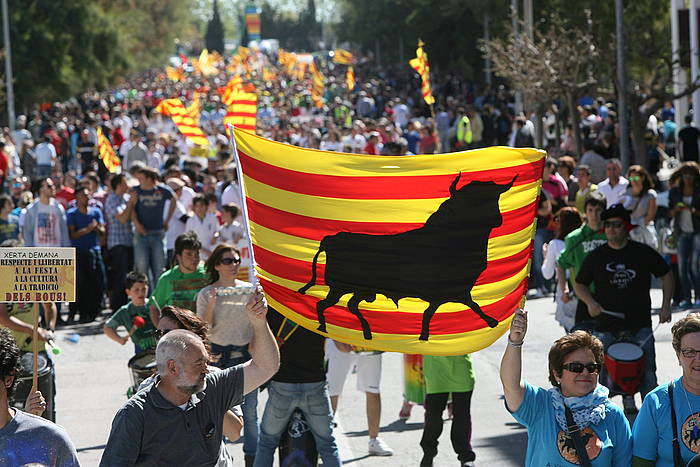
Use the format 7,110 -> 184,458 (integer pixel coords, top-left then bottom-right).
622,189 -> 657,226
100,365 -> 244,466
196,283 -> 254,347
0,409 -> 80,467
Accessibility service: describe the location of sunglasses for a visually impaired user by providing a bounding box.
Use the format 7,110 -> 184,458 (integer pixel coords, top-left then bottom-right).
561,362 -> 601,374
680,348 -> 700,359
219,257 -> 241,265
154,328 -> 173,340
603,220 -> 625,229
629,175 -> 642,182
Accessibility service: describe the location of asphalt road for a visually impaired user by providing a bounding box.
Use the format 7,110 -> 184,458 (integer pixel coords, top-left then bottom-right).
47,289 -> 681,466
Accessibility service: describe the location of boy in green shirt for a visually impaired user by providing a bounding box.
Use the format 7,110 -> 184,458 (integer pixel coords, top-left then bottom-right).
148,231 -> 210,325
556,191 -> 607,329
103,271 -> 156,353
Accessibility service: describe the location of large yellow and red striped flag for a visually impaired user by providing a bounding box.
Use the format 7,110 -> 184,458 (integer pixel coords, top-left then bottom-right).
232,127 -> 544,355
155,98 -> 209,147
96,127 -> 120,173
225,92 -> 257,132
409,40 -> 435,106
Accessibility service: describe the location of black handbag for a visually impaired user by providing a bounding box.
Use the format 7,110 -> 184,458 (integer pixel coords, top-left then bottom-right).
669,382 -> 684,467
565,406 -> 592,467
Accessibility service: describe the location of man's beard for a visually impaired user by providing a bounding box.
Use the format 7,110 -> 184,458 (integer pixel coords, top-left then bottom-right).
175,374 -> 206,395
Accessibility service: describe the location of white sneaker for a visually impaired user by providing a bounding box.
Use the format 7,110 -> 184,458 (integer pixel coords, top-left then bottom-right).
368,437 -> 394,456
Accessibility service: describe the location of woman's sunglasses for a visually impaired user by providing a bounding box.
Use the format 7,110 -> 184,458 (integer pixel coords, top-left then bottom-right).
219,257 -> 241,265
629,175 -> 642,182
561,362 -> 601,374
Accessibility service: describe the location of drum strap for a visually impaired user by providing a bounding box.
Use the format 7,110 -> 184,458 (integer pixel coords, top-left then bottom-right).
564,406 -> 592,467
669,382 -> 684,467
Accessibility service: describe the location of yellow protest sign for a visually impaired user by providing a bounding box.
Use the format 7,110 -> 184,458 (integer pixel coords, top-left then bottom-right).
0,248 -> 76,303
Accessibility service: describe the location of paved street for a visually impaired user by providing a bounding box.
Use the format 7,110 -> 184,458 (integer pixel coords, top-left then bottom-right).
49,289 -> 680,466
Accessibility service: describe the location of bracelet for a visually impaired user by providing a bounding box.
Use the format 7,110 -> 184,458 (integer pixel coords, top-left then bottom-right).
508,336 -> 524,347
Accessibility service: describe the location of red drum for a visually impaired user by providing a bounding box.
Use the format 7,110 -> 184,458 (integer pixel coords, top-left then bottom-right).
604,342 -> 645,396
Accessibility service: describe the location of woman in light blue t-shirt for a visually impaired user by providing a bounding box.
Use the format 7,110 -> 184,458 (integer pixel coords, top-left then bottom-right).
632,313 -> 700,466
501,309 -> 631,466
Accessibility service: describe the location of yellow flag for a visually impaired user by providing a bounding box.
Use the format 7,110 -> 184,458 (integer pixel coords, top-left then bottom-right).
346,66 -> 355,92
96,127 -> 120,173
409,40 -> 435,106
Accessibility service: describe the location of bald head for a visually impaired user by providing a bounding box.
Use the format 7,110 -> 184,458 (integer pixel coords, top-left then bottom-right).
155,329 -> 205,376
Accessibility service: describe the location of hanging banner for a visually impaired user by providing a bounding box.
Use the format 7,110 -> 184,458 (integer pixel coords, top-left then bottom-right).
245,3 -> 261,42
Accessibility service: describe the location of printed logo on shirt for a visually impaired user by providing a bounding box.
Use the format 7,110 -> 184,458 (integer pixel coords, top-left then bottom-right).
556,427 -> 602,464
36,211 -> 59,245
605,262 -> 637,288
582,239 -> 607,253
682,413 -> 700,453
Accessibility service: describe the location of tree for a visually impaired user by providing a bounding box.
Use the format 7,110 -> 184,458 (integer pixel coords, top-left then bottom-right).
205,0 -> 225,53
481,11 -> 598,151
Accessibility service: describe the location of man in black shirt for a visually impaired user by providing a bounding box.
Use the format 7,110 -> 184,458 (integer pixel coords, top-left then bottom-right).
254,309 -> 342,467
678,114 -> 700,162
574,204 -> 673,412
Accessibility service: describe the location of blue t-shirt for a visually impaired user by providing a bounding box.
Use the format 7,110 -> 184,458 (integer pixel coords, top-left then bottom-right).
511,382 -> 632,466
633,377 -> 700,465
134,184 -> 173,232
404,130 -> 421,154
0,215 -> 19,244
66,206 -> 103,250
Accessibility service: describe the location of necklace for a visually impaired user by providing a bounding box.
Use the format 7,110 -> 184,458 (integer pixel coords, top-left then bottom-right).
682,378 -> 700,439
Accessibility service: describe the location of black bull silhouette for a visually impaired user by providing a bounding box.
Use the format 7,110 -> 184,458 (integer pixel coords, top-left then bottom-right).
297,173 -> 517,341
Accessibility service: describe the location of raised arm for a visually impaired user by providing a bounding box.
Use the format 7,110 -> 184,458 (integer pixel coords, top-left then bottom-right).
500,308 -> 527,412
241,288 -> 280,395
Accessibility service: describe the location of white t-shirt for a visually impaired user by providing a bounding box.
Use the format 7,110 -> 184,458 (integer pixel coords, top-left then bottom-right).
164,199 -> 187,250
34,202 -> 62,247
185,212 -> 219,259
320,140 -> 343,152
179,186 -> 196,212
217,221 -> 245,245
221,183 -> 243,209
597,177 -> 630,207
342,134 -> 366,153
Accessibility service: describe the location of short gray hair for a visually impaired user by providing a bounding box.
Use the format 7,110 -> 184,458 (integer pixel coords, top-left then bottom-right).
155,329 -> 202,375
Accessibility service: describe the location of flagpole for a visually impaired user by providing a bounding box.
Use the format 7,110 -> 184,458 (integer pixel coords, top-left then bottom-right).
226,123 -> 259,287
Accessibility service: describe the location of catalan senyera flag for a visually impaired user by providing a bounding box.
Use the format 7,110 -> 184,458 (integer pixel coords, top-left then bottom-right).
219,76 -> 243,106
232,127 -> 544,355
225,92 -> 257,132
409,40 -> 435,106
195,49 -> 218,76
346,66 -> 356,92
332,49 -> 356,65
310,62 -> 325,108
186,91 -> 201,122
96,127 -> 120,173
166,66 -> 185,82
155,98 -> 209,147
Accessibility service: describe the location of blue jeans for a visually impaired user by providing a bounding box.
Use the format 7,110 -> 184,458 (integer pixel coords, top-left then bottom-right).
677,232 -> 700,302
133,230 -> 165,289
254,381 -> 341,467
211,343 -> 259,457
108,245 -> 133,312
592,327 -> 657,398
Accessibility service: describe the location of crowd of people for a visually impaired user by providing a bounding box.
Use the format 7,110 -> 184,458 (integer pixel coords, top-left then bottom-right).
1,45 -> 700,466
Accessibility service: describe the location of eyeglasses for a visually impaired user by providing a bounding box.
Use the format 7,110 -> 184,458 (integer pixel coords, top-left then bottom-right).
219,257 -> 241,265
561,362 -> 601,374
604,220 -> 625,229
680,348 -> 700,358
154,328 -> 173,340
629,175 -> 642,182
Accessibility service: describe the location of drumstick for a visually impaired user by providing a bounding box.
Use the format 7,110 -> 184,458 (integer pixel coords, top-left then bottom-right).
601,309 -> 625,319
127,316 -> 146,338
31,303 -> 39,393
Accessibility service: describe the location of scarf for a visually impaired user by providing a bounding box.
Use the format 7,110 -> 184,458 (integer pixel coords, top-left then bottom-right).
549,384 -> 609,432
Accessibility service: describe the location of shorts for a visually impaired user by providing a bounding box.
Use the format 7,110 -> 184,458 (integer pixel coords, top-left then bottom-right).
325,339 -> 382,396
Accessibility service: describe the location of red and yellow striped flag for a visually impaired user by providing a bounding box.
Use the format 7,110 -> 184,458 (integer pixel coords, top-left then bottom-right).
155,98 -> 209,147
96,127 -> 120,173
166,66 -> 185,82
232,127 -> 544,355
225,92 -> 257,132
310,62 -> 325,108
346,66 -> 356,92
332,49 -> 356,65
409,40 -> 435,106
218,76 -> 243,106
187,91 -> 201,122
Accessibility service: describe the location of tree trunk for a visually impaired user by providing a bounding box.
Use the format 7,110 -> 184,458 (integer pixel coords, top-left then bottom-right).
554,107 -> 562,148
627,100 -> 647,169
535,106 -> 544,149
566,92 -> 582,157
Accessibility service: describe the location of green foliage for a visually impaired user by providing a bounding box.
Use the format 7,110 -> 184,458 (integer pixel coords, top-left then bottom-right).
205,0 -> 225,52
0,0 -> 197,119
260,0 -> 319,51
